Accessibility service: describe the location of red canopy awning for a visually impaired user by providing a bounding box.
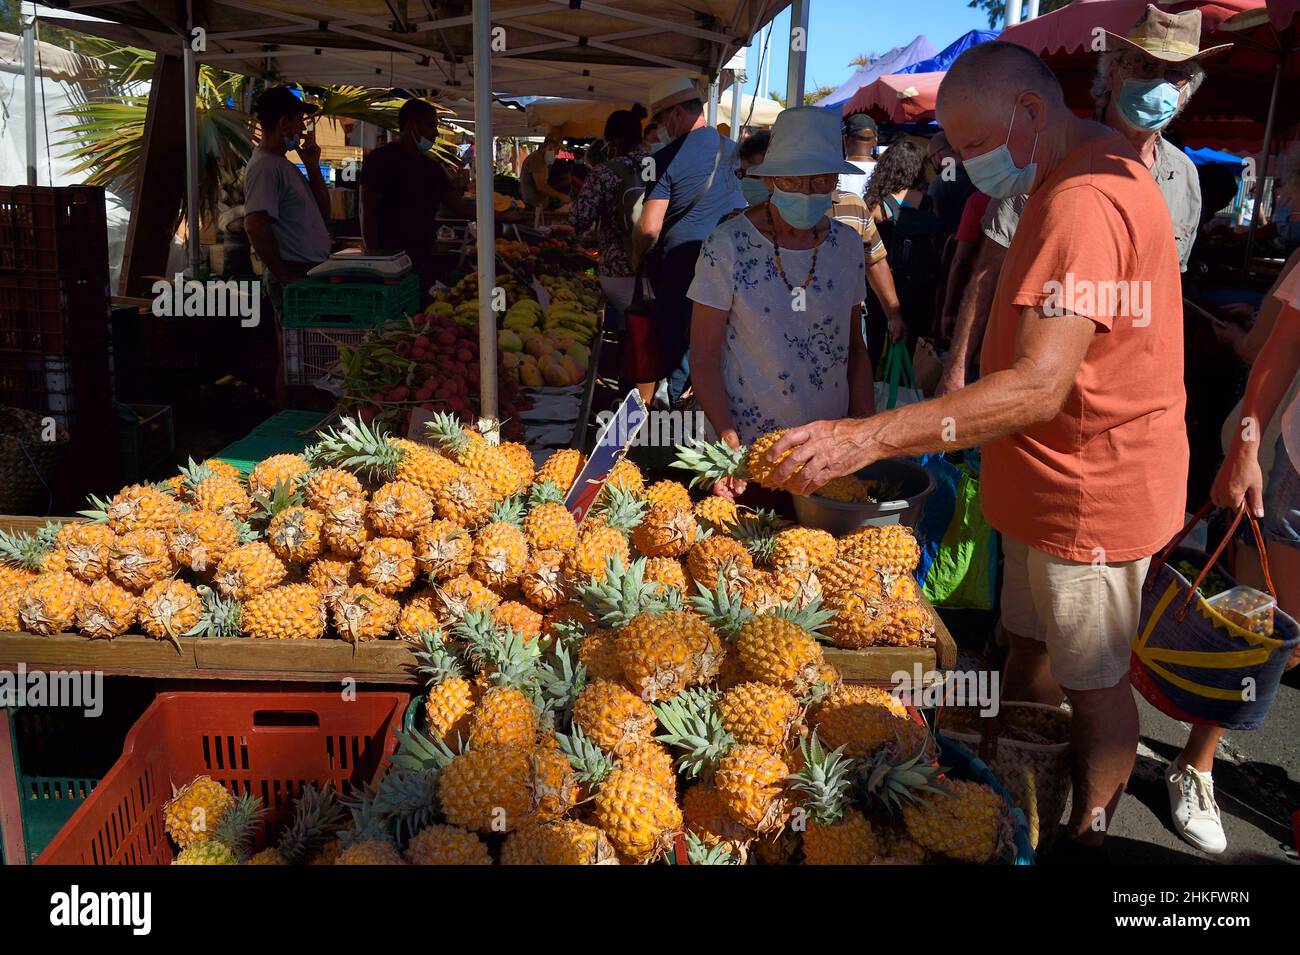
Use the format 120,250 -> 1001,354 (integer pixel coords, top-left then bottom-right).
840,72 -> 945,124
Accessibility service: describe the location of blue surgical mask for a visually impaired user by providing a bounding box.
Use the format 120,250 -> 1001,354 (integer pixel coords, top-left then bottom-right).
769,187 -> 833,229
284,133 -> 301,151
1117,77 -> 1182,131
416,135 -> 434,152
963,98 -> 1039,199
741,176 -> 769,206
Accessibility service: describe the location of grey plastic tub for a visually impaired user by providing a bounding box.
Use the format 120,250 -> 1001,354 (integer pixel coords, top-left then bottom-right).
791,458 -> 936,536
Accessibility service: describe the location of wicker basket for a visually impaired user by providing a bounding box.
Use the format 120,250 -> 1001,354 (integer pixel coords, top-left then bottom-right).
937,701 -> 1071,850
0,405 -> 67,514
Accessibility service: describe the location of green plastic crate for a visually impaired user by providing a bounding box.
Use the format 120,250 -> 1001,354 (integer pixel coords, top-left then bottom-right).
282,275 -> 419,328
249,409 -> 329,438
213,409 -> 326,473
19,777 -> 97,864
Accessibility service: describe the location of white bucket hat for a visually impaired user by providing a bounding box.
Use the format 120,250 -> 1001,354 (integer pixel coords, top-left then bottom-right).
649,76 -> 703,117
747,107 -> 861,178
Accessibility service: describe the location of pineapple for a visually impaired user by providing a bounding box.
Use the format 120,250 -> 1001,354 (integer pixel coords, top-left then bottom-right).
603,457 -> 644,497
519,550 -> 568,610
306,553 -> 358,607
493,600 -> 543,641
671,430 -> 795,491
413,520 -> 472,581
404,824 -> 492,865
266,506 -> 325,564
500,442 -> 535,493
682,783 -> 751,849
615,610 -> 720,701
164,775 -> 234,848
258,783 -> 345,865
333,584 -> 399,642
809,684 -> 930,758
18,571 -> 84,635
534,448 -> 585,494
432,471 -> 494,528
321,497 -> 370,557
523,496 -> 579,554
772,526 -> 837,573
437,745 -> 535,833
460,616 -> 542,747
529,745 -> 581,821
571,678 -> 656,757
425,412 -> 523,503
642,556 -> 688,594
631,504 -> 697,559
103,484 -> 181,533
789,732 -> 881,865
837,524 -> 921,576
563,486 -> 644,585
577,628 -> 623,682
191,475 -> 252,523
172,841 -> 237,865
0,521 -> 61,573
719,681 -> 801,751
502,819 -> 618,865
309,417 -> 459,495
304,466 -> 364,512
824,591 -> 935,649
693,495 -> 738,534
214,542 -> 287,600
0,568 -> 33,630
391,438 -> 464,497
819,554 -> 919,600
470,521 -> 529,589
435,574 -> 500,626
686,535 -> 753,590
335,840 -> 405,865
168,509 -> 238,573
358,537 -> 417,595
615,739 -> 678,796
248,453 -> 310,498
241,583 -> 326,640
107,529 -> 175,592
76,578 -> 137,639
396,591 -> 441,642
725,602 -> 833,696
138,579 -> 202,647
715,744 -> 792,834
368,480 -> 433,539
643,479 -> 692,511
55,522 -> 115,582
413,629 -> 480,744
185,585 -> 242,638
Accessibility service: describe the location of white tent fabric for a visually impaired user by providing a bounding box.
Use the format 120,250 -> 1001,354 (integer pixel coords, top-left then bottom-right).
0,31 -> 133,288
814,35 -> 937,110
525,92 -> 780,137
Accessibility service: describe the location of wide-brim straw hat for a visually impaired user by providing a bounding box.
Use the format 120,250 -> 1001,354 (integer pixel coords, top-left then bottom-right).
1103,4 -> 1232,63
649,77 -> 703,117
747,107 -> 861,178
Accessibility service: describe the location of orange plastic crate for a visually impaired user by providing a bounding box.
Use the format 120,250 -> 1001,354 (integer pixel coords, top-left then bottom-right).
37,690 -> 408,865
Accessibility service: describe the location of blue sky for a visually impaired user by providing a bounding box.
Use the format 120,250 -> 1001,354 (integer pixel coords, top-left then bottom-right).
741,0 -> 994,101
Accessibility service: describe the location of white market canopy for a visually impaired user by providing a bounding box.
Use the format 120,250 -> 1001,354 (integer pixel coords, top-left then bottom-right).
524,91 -> 780,137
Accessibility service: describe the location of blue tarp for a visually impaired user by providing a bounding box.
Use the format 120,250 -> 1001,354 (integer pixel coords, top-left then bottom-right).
815,35 -> 937,109
896,30 -> 998,75
1184,146 -> 1247,171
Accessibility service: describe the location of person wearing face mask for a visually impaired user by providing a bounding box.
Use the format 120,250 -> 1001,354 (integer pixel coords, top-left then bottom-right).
688,107 -> 872,502
520,134 -> 571,211
761,43 -> 1189,863
634,77 -> 747,406
735,130 -> 771,208
936,5 -> 1226,399
360,98 -> 475,306
243,86 -> 332,318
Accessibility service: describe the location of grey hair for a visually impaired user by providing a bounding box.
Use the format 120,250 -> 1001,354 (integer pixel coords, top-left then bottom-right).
1091,49 -> 1206,118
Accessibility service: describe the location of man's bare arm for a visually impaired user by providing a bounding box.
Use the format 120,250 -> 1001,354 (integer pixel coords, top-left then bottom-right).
244,211 -> 288,281
634,197 -> 667,263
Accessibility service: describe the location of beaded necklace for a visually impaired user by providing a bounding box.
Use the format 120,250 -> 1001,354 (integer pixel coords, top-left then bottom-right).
764,200 -> 822,291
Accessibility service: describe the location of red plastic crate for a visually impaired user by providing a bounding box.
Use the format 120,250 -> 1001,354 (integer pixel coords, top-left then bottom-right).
0,273 -> 110,353
0,185 -> 109,275
37,690 -> 408,865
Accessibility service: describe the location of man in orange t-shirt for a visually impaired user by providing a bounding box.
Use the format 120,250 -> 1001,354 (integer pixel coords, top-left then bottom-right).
762,42 -> 1188,860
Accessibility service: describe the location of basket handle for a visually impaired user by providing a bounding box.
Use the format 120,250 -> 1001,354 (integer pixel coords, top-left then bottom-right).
1173,504 -> 1274,619
251,709 -> 323,731
1148,501 -> 1214,584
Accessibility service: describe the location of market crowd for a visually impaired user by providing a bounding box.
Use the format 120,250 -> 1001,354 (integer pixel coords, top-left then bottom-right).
235,3 -> 1299,863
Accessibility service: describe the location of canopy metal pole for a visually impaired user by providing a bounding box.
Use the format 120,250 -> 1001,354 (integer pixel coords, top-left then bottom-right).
182,5 -> 201,276
1025,0 -> 1040,20
472,0 -> 499,428
786,0 -> 809,107
1005,0 -> 1024,28
729,71 -> 742,140
21,3 -> 37,186
707,77 -> 719,127
1243,53 -> 1284,272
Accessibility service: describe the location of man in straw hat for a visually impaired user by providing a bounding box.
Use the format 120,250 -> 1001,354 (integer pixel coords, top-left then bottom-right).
938,4 -> 1229,398
634,76 -> 745,404
762,41 -> 1190,861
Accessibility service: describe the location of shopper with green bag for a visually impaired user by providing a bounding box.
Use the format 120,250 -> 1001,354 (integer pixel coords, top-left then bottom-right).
874,339 -> 925,412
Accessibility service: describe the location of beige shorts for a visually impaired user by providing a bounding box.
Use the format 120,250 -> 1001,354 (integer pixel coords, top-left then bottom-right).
1001,537 -> 1151,692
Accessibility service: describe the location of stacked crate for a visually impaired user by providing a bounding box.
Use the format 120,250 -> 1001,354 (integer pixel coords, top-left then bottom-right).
0,186 -> 116,491
282,274 -> 419,386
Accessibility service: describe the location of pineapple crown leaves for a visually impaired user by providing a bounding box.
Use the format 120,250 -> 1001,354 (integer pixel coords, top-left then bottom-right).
390,727 -> 459,774
184,585 -> 242,638
556,724 -> 615,786
211,792 -> 268,863
536,639 -> 588,724
250,479 -> 304,524
547,613 -> 590,652
76,493 -> 112,524
855,744 -> 950,815
653,688 -> 733,781
773,594 -> 835,637
680,830 -> 741,866
724,508 -> 788,563
786,731 -> 856,826
457,611 -> 544,693
423,411 -> 472,454
527,480 -> 566,508
588,484 -> 646,534
338,792 -> 400,850
177,456 -> 218,492
308,414 -> 402,480
487,493 -> 526,529
276,784 -> 346,864
671,438 -> 746,489
411,627 -> 465,686
577,555 -> 675,628
0,522 -> 60,571
370,767 -> 440,845
234,520 -> 261,545
688,574 -> 755,640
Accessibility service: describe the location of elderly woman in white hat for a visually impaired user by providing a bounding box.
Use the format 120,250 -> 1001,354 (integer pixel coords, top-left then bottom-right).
688,107 -> 873,500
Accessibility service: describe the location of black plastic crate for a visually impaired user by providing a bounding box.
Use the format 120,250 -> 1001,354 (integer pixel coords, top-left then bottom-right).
0,274 -> 110,353
0,185 -> 109,276
0,349 -> 114,429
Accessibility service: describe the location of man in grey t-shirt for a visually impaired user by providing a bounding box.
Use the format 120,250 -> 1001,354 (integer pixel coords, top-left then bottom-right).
243,86 -> 332,315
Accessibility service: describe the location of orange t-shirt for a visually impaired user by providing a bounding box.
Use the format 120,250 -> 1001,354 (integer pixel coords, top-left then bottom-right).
979,131 -> 1188,563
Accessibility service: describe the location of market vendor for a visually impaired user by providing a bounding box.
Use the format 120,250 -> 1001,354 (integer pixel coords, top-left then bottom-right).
689,107 -> 872,500
764,42 -> 1188,863
243,86 -> 332,314
520,135 -> 572,210
360,99 -> 476,305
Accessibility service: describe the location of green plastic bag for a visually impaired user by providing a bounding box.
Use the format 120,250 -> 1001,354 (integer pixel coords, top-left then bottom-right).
874,340 -> 924,412
922,462 -> 997,610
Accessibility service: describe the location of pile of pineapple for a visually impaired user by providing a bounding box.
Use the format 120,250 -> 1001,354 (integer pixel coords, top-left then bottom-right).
0,414 -> 934,652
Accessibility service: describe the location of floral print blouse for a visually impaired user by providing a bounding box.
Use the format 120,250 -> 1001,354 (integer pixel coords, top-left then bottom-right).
568,148 -> 649,278
686,213 -> 868,444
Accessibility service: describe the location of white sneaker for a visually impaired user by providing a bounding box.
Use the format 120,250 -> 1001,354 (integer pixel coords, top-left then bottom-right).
1166,763 -> 1227,855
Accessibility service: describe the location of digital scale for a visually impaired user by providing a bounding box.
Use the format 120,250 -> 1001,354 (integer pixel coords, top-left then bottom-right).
307,250 -> 413,281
